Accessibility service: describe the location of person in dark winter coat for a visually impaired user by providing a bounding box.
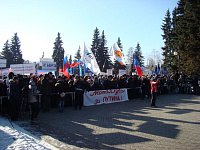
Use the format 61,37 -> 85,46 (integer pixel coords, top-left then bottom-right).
10,76 -> 22,121
83,76 -> 91,91
41,74 -> 51,112
73,75 -> 84,110
0,78 -> 8,115
55,76 -> 66,112
103,75 -> 113,90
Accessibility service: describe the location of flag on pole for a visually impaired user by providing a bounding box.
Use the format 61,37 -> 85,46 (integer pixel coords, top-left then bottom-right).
81,43 -> 100,76
70,60 -> 84,68
84,64 -> 86,75
151,65 -> 155,75
154,65 -> 157,75
157,63 -> 160,75
161,64 -> 165,75
63,56 -> 70,78
79,64 -> 82,76
109,43 -> 126,66
166,67 -> 169,76
133,56 -> 143,77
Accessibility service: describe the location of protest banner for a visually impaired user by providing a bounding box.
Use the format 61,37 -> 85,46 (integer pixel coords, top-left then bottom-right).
41,62 -> 56,71
84,89 -> 129,106
0,59 -> 6,68
10,64 -> 35,75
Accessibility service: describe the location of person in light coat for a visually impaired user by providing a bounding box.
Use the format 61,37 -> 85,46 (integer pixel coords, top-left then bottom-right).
28,75 -> 39,124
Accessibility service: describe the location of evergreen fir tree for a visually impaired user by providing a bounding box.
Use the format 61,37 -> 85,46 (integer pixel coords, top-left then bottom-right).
1,40 -> 12,68
69,55 -> 72,64
161,9 -> 175,73
52,32 -> 65,72
74,45 -> 81,61
91,27 -> 101,58
170,0 -> 200,75
133,43 -> 144,66
97,30 -> 112,72
113,37 -> 126,74
10,33 -> 24,64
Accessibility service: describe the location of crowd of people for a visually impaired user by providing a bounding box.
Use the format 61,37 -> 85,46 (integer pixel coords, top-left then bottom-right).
0,71 -> 199,124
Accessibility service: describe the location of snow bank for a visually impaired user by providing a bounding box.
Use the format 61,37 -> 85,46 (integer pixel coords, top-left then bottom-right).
0,116 -> 58,150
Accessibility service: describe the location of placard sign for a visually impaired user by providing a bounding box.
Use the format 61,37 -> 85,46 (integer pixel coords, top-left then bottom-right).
107,69 -> 113,76
41,62 -> 56,71
0,59 -> 6,68
119,69 -> 126,76
40,58 -> 54,62
10,64 -> 35,74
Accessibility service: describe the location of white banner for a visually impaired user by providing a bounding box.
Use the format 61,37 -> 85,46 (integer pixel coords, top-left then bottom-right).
0,59 -> 7,68
10,64 -> 35,74
119,69 -> 126,76
41,62 -> 56,71
84,89 -> 129,106
0,68 -> 9,76
107,69 -> 113,76
40,58 -> 54,62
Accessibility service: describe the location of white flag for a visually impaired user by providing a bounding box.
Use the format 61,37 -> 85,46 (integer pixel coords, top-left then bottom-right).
109,43 -> 126,65
81,43 -> 101,75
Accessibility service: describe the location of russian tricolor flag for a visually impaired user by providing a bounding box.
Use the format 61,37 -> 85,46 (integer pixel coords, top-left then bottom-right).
133,56 -> 143,77
70,60 -> 83,68
63,56 -> 70,78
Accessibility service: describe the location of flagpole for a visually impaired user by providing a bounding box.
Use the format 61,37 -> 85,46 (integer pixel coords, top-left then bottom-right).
102,59 -> 107,73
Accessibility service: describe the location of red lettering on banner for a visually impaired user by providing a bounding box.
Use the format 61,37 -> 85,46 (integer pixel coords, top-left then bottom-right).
102,96 -> 122,102
103,97 -> 108,102
94,99 -> 100,105
109,96 -> 120,101
90,89 -> 125,96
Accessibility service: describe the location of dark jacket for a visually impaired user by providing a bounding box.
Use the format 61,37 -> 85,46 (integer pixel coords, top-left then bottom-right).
73,80 -> 83,90
41,78 -> 51,95
55,80 -> 66,94
10,82 -> 22,103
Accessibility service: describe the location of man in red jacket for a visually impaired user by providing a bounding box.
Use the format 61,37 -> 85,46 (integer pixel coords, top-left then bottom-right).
151,78 -> 160,107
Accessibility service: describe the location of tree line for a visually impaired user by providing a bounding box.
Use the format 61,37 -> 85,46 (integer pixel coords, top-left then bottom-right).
1,29 -> 145,75
161,0 -> 200,75
0,33 -> 24,68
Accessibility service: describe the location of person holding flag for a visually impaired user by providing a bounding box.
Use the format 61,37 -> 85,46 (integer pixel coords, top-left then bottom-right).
150,77 -> 160,107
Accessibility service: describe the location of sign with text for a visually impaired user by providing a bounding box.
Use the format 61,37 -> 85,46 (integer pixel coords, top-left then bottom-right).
37,70 -> 55,75
107,69 -> 113,76
0,59 -> 6,68
84,89 -> 129,106
10,64 -> 35,74
0,68 -> 9,76
119,69 -> 126,76
41,62 -> 56,71
40,58 -> 54,62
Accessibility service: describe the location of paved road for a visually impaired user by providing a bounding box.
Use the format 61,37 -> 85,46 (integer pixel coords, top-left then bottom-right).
16,94 -> 200,150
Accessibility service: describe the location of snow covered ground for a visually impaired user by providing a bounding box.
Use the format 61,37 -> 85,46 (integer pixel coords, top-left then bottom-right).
0,116 -> 58,150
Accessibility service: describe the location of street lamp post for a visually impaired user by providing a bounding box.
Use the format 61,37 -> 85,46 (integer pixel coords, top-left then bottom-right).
174,51 -> 180,73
